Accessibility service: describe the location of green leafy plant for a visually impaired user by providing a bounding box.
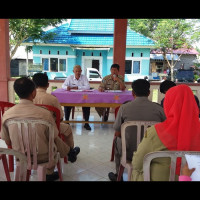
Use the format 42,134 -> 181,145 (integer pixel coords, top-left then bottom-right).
128,19 -> 197,81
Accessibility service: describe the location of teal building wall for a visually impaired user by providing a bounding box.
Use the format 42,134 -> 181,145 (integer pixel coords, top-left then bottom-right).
32,45 -> 151,81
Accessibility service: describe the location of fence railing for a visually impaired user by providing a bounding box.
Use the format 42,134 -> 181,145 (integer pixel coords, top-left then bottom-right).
8,79 -> 200,106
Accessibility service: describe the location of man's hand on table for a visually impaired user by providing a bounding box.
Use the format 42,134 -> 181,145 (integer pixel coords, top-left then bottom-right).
67,86 -> 78,91
98,86 -> 105,92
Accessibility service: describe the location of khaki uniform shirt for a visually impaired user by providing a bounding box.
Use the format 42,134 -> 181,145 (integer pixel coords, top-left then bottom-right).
33,88 -> 73,149
113,97 -> 166,160
33,88 -> 64,120
0,99 -> 59,162
131,126 -> 172,181
95,74 -> 126,117
99,74 -> 125,90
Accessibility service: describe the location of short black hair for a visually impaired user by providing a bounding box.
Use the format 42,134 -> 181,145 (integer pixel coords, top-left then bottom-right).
32,73 -> 48,88
131,79 -> 150,96
111,64 -> 120,71
160,80 -> 176,94
14,77 -> 36,99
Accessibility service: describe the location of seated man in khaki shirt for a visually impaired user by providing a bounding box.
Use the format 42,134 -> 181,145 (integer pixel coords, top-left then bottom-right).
0,77 -> 78,181
95,64 -> 126,121
32,72 -> 80,157
108,79 -> 166,181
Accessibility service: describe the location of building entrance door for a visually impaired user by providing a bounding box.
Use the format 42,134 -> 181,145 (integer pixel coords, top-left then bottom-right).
82,56 -> 102,75
92,60 -> 99,71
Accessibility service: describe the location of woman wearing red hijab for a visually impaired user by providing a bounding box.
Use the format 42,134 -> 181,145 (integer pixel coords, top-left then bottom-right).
131,84 -> 200,181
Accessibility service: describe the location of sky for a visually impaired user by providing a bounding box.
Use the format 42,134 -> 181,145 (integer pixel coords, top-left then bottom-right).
43,19 -> 70,31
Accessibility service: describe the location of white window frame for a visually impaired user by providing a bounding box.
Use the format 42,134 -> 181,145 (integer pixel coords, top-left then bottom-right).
125,57 -> 142,74
132,60 -> 141,74
59,58 -> 67,72
42,58 -> 49,71
35,55 -> 70,73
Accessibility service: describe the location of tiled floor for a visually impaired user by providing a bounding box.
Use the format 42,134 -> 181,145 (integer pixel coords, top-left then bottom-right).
0,110 -> 128,181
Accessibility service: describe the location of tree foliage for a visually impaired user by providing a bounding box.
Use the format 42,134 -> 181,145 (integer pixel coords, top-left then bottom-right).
128,19 -> 161,38
128,19 -> 197,81
9,19 -> 66,59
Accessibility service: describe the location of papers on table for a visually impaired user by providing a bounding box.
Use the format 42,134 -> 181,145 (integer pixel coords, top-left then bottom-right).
83,90 -> 94,92
105,90 -> 122,93
185,154 -> 200,181
69,89 -> 122,92
70,89 -> 83,92
70,89 -> 94,92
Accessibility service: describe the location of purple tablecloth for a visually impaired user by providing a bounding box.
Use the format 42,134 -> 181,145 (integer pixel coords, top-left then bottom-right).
51,89 -> 133,104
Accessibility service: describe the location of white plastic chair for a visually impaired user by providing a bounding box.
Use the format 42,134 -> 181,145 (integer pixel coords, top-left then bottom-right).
35,104 -> 68,164
0,147 -> 27,181
5,118 -> 63,181
117,120 -> 159,181
143,151 -> 200,181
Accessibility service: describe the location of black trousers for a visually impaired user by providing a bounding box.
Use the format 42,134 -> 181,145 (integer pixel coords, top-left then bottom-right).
64,106 -> 90,121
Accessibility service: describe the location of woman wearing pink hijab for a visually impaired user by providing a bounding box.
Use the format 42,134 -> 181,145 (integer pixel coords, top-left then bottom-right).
131,84 -> 200,181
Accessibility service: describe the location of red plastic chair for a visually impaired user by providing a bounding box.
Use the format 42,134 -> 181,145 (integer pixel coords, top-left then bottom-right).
35,104 -> 61,133
35,104 -> 68,164
0,101 -> 15,130
0,101 -> 15,172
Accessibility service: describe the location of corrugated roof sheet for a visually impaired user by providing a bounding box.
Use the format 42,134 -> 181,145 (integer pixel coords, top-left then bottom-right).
151,48 -> 199,55
68,19 -> 114,34
150,53 -> 180,61
24,19 -> 155,47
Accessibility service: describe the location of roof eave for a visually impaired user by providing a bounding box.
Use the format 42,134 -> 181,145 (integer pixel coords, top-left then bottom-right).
68,30 -> 114,34
23,42 -> 155,48
22,42 -> 72,47
127,45 -> 155,48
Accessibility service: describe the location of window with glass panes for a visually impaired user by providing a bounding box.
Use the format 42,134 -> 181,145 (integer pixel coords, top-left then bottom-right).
59,59 -> 66,71
133,61 -> 140,73
125,60 -> 132,74
125,60 -> 140,74
50,58 -> 58,72
42,58 -> 67,72
42,58 -> 49,71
